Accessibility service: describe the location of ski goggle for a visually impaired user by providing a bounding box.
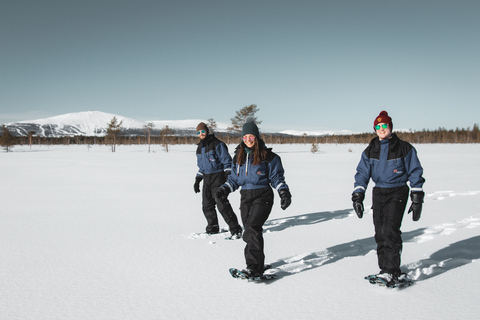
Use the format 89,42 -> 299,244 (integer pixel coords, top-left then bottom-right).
243,136 -> 255,141
197,130 -> 206,135
374,124 -> 388,130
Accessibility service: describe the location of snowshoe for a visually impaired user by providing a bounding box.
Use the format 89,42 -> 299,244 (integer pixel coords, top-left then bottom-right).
365,272 -> 414,288
229,265 -> 277,281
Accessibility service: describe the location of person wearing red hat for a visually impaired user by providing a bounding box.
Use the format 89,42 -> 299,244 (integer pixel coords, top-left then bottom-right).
352,111 -> 425,285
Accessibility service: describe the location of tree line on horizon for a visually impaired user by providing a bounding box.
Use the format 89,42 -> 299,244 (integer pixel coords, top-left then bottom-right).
1,104 -> 479,152
2,123 -> 479,151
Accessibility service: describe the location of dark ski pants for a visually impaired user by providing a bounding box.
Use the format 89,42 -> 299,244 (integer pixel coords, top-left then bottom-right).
202,172 -> 241,234
372,185 -> 409,274
240,187 -> 274,273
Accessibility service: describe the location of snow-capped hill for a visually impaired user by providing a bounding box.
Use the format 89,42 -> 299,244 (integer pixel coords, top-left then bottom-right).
20,111 -> 145,129
20,111 -> 146,135
5,111 -> 232,137
5,110 -> 357,138
8,111 -> 148,137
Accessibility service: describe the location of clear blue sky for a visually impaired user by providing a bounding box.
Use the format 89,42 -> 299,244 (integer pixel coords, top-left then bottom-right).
1,0 -> 479,133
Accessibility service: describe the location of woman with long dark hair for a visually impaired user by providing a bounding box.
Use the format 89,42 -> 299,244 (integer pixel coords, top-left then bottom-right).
215,117 -> 292,278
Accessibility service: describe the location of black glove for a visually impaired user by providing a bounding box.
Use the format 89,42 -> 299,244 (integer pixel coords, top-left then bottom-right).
408,191 -> 424,221
351,192 -> 365,219
214,185 -> 230,204
279,189 -> 292,210
193,176 -> 203,193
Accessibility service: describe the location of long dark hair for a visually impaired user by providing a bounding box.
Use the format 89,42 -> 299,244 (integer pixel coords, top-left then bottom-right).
236,138 -> 267,166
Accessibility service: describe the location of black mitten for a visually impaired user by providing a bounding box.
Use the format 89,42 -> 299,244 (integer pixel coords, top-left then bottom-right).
351,192 -> 365,219
193,176 -> 203,193
408,191 -> 424,221
279,189 -> 292,210
214,185 -> 230,203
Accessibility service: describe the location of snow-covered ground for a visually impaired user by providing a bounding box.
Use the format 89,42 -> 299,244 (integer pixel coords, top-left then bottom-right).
1,143 -> 479,320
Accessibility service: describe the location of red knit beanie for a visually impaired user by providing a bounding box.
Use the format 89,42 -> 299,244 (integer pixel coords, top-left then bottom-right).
373,111 -> 393,131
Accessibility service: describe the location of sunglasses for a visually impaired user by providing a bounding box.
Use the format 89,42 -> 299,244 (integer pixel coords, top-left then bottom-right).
243,136 -> 255,141
197,130 -> 206,135
375,124 -> 388,130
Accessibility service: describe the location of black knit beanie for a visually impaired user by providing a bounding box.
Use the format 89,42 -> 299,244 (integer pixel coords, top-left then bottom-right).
241,117 -> 260,137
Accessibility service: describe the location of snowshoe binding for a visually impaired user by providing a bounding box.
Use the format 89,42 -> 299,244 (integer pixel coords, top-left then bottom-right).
365,272 -> 414,288
229,264 -> 277,281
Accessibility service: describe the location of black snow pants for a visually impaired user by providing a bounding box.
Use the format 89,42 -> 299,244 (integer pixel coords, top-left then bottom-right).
239,187 -> 274,273
372,185 -> 409,274
202,171 -> 241,234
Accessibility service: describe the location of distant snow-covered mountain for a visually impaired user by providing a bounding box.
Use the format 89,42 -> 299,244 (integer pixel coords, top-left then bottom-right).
5,111 -> 230,137
5,110 -> 355,137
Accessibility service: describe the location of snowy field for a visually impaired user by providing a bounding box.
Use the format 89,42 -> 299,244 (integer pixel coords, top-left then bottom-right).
1,143 -> 480,320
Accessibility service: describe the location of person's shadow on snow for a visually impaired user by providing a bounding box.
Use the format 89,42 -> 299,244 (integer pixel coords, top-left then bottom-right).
268,230 -> 480,284
268,228 -> 425,280
263,209 -> 352,233
404,235 -> 480,281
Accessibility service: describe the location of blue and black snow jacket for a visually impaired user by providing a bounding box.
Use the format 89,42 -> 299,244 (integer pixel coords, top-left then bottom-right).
353,133 -> 425,194
196,134 -> 232,178
224,141 -> 289,192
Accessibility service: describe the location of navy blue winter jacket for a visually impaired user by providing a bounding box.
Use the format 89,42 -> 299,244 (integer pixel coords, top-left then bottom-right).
225,141 -> 289,192
353,133 -> 425,194
196,134 -> 232,178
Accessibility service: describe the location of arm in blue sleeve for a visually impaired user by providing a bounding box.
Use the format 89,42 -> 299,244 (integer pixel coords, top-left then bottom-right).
353,152 -> 371,193
268,155 -> 288,191
216,142 -> 232,173
405,147 -> 425,191
196,153 -> 204,178
224,157 -> 239,192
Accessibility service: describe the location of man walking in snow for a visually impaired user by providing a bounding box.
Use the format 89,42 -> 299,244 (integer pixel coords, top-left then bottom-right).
194,122 -> 242,237
352,111 -> 425,284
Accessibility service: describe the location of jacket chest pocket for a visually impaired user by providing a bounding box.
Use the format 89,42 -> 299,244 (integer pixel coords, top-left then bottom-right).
388,158 -> 405,175
206,150 -> 220,169
251,163 -> 268,184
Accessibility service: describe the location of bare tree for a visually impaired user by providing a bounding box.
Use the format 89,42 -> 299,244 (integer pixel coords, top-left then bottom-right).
0,125 -> 16,152
106,116 -> 123,152
143,122 -> 155,153
228,104 -> 262,132
160,125 -> 173,152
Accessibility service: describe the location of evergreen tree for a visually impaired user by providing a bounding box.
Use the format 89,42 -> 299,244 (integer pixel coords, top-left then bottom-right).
207,118 -> 217,131
0,125 -> 16,152
106,117 -> 123,152
228,104 -> 262,132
